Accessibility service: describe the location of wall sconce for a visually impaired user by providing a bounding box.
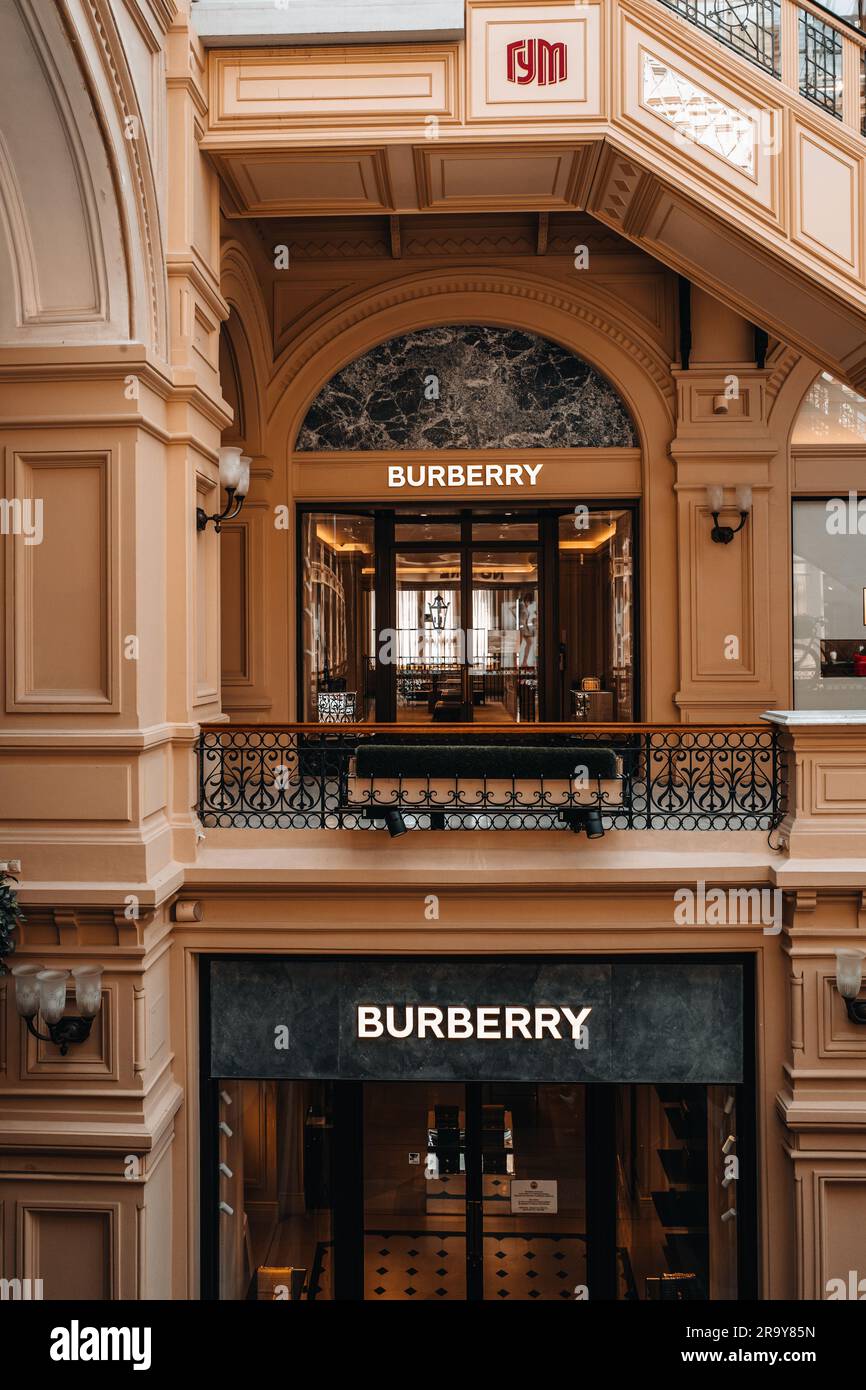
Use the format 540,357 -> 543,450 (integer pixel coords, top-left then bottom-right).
197,447 -> 250,533
706,485 -> 752,544
835,949 -> 866,1023
11,963 -> 104,1054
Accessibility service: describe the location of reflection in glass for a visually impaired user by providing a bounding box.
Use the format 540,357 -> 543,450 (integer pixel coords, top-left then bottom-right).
301,514 -> 375,721
470,550 -> 539,722
558,510 -> 634,721
394,514 -> 461,544
472,513 -> 539,542
793,499 -> 866,709
395,551 -> 463,721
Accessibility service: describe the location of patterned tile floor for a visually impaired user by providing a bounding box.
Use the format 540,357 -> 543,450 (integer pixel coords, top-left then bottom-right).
345,1230 -> 587,1301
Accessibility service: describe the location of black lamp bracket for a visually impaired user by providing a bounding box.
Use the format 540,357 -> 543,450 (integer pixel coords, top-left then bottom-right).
710,510 -> 749,545
25,1014 -> 94,1056
844,996 -> 866,1025
196,487 -> 246,534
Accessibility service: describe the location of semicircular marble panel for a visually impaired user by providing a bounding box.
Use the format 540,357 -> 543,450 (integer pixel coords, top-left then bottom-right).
295,325 -> 637,450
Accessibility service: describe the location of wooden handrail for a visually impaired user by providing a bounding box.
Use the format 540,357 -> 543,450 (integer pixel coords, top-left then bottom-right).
199,722 -> 776,735
794,0 -> 866,48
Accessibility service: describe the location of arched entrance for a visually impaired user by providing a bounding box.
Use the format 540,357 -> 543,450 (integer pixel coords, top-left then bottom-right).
295,325 -> 639,723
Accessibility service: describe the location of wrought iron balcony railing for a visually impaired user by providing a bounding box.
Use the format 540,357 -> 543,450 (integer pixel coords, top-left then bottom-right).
197,724 -> 785,835
658,0 -> 866,131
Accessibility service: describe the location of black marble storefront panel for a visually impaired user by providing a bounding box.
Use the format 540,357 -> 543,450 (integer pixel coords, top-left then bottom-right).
209,959 -> 743,1083
295,326 -> 637,451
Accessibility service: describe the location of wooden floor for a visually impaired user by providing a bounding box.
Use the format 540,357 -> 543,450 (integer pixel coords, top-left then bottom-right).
396,701 -> 517,724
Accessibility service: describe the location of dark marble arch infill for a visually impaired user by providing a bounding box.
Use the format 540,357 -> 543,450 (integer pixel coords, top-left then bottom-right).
209,959 -> 742,1084
295,325 -> 638,450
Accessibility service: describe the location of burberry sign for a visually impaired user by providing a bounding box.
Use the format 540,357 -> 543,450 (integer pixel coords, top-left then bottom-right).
506,37 -> 568,85
208,958 -> 745,1083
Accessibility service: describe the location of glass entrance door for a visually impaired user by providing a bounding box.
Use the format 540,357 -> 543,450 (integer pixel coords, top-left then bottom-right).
361,1081 -> 586,1301
363,1081 -> 468,1299
389,512 -> 542,724
394,550 -> 467,722
478,1083 -> 586,1300
470,550 -> 539,724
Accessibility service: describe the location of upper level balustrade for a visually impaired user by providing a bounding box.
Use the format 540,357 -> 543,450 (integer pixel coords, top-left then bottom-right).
660,0 -> 865,128
197,724 -> 785,835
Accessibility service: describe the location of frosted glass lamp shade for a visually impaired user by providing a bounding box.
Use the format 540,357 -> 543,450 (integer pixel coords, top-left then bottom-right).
706,485 -> 724,514
735,485 -> 753,513
218,446 -> 244,491
835,949 -> 865,1000
37,969 -> 70,1025
72,966 -> 104,1018
11,963 -> 42,1019
238,455 -> 251,498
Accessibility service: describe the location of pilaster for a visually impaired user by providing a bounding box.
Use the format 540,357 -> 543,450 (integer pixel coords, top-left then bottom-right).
671,362 -> 788,722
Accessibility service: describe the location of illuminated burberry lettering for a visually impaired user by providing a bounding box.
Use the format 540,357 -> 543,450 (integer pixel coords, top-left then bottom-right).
356,1004 -> 591,1040
387,462 -> 543,489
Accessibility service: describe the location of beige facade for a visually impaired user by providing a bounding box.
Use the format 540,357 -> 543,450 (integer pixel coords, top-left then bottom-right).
0,0 -> 865,1304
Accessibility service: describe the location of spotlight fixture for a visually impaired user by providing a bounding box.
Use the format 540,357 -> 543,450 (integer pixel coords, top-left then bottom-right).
835,948 -> 866,1023
706,484 -> 752,544
384,810 -> 408,838
197,447 -> 251,533
563,809 -> 605,838
11,963 -> 104,1054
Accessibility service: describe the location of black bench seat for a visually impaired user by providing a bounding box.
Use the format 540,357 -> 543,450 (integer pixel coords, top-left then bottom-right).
354,743 -> 618,780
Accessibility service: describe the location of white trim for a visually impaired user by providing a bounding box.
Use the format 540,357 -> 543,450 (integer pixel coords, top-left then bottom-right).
190,0 -> 464,46
762,709 -> 866,725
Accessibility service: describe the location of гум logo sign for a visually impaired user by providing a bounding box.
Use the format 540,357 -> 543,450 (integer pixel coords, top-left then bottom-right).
506,38 -> 568,86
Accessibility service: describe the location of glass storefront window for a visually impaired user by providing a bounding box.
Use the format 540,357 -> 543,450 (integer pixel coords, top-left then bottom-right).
300,505 -> 636,722
558,509 -> 634,720
300,512 -> 375,722
219,1080 -> 335,1301
793,499 -> 866,709
217,1077 -> 742,1300
615,1084 -> 738,1300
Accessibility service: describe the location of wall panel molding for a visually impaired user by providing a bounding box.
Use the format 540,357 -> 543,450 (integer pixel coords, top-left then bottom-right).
5,449 -> 119,713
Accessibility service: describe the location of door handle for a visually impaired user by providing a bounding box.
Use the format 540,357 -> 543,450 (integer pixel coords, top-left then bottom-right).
467,1198 -> 483,1265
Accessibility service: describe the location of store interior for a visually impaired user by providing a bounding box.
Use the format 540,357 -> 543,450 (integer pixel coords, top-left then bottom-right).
219,1079 -> 738,1301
